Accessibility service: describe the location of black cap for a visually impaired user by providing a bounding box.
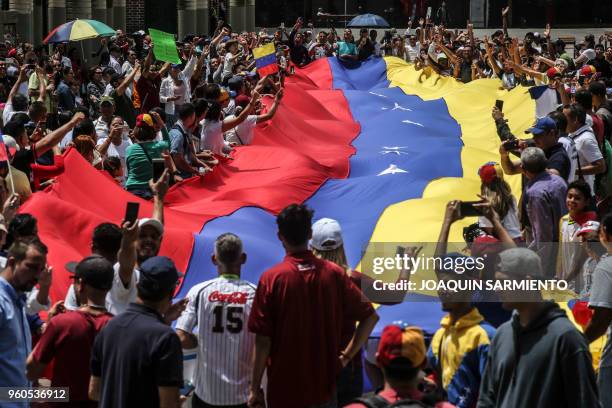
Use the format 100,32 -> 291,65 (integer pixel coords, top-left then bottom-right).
138,256 -> 183,294
66,255 -> 114,291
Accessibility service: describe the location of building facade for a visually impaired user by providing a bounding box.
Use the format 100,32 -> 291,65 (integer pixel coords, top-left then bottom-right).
0,0 -> 255,44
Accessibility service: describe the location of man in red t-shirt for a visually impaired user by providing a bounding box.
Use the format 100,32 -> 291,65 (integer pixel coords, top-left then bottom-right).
346,325 -> 455,408
26,255 -> 114,408
247,204 -> 379,408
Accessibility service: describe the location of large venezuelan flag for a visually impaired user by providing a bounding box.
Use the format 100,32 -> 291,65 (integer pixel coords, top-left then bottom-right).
21,57 -> 536,337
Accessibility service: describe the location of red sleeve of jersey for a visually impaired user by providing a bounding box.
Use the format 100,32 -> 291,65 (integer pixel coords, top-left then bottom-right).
340,267 -> 375,322
31,317 -> 59,364
248,271 -> 274,337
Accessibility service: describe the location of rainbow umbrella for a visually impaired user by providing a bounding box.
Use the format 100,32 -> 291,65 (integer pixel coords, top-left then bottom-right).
43,19 -> 116,44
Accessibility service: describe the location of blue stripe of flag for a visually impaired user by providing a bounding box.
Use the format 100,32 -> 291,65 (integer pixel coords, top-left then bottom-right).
256,53 -> 277,69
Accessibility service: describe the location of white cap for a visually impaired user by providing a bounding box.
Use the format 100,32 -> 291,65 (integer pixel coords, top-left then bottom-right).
310,218 -> 343,251
138,218 -> 164,235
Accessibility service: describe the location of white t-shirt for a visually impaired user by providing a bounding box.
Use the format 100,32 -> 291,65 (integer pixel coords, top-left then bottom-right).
176,276 -> 256,405
222,52 -> 234,80
64,263 -> 139,316
200,119 -> 229,155
568,125 -> 603,191
589,254 -> 612,368
478,199 -> 521,239
225,115 -> 258,146
405,42 -> 421,63
97,136 -> 132,175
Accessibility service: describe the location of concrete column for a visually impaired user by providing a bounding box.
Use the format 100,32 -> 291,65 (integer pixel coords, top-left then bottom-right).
32,0 -> 43,44
178,0 -> 197,40
196,0 -> 209,36
9,0 -> 32,42
92,0 -> 107,24
113,0 -> 126,32
244,0 -> 254,32
228,0 -> 245,32
47,0 -> 66,39
105,0 -> 114,28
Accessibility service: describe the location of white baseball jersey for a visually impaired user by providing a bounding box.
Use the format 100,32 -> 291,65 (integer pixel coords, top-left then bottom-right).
176,275 -> 256,405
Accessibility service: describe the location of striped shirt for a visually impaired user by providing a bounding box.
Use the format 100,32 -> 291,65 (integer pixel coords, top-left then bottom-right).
176,276 -> 256,405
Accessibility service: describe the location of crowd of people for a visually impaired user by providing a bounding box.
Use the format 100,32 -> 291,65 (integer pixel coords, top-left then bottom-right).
0,4 -> 611,408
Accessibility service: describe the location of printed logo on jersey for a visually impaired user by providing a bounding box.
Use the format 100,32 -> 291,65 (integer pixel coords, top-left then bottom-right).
208,290 -> 249,304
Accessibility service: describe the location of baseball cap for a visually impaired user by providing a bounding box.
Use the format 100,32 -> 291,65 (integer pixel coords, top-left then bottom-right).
100,96 -> 115,106
138,256 -> 183,294
138,217 -> 164,235
235,94 -> 250,108
498,247 -> 542,278
111,72 -> 123,83
579,65 -> 597,77
66,255 -> 114,291
376,325 -> 426,368
525,117 -> 556,135
7,48 -> 16,58
310,218 -> 343,251
576,220 -> 600,237
136,113 -> 154,128
546,67 -> 562,79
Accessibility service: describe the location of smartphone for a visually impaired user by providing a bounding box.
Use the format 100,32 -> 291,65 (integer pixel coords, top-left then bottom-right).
124,202 -> 140,225
426,6 -> 432,20
280,22 -> 285,29
180,382 -> 195,397
495,99 -> 504,112
459,201 -> 482,218
502,139 -> 519,151
152,158 -> 165,182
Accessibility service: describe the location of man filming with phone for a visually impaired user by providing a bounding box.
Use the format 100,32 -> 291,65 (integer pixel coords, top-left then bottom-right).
498,116 -> 570,182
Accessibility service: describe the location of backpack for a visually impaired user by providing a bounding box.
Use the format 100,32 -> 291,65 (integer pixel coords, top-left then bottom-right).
352,394 -> 434,408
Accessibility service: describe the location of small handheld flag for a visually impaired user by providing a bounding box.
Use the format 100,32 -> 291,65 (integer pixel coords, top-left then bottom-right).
253,43 -> 279,77
0,133 -> 8,163
0,133 -> 14,194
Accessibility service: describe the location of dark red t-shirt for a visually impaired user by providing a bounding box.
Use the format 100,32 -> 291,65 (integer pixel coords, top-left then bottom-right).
248,251 -> 375,408
31,310 -> 113,403
136,74 -> 162,113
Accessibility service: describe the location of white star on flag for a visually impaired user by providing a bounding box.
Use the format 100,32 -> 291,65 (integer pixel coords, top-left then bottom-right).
402,119 -> 424,127
377,164 -> 409,176
380,146 -> 409,155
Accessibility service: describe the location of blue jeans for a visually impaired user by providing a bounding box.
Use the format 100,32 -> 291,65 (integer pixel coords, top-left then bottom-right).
600,366 -> 612,408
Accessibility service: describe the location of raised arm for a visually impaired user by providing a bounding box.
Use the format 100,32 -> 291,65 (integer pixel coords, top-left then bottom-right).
34,112 -> 84,157
115,62 -> 140,96
483,36 -> 502,75
8,65 -> 28,103
36,72 -> 46,103
502,6 -> 510,39
221,91 -> 258,132
256,89 -> 283,123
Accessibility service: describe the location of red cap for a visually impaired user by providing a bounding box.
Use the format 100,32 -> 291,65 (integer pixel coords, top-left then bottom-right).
579,65 -> 597,77
235,94 -> 250,108
376,325 -> 426,368
546,67 -> 561,79
7,48 -> 16,58
478,162 -> 503,185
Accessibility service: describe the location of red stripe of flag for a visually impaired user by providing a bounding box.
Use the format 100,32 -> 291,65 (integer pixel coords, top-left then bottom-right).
0,135 -> 8,162
258,64 -> 279,77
